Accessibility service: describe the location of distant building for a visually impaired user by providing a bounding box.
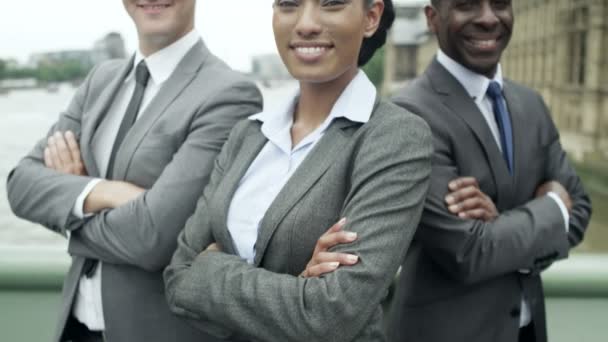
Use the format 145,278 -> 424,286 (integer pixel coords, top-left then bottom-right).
382,1 -> 428,94
27,32 -> 127,70
502,0 -> 608,161
92,32 -> 127,64
250,54 -> 291,83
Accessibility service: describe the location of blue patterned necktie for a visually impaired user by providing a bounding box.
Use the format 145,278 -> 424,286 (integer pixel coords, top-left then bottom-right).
486,81 -> 513,174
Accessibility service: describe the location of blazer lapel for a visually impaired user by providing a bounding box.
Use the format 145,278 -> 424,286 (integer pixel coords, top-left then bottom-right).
210,123 -> 268,255
426,60 -> 512,204
80,56 -> 134,177
253,118 -> 358,266
111,40 -> 209,180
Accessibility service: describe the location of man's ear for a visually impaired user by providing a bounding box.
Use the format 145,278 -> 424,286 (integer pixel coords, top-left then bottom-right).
424,5 -> 439,34
363,0 -> 384,38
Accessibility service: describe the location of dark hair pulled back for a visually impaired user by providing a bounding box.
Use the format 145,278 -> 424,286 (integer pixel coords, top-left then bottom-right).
358,0 -> 395,66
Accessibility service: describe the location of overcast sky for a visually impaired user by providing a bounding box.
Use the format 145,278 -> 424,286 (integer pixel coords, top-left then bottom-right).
0,0 -> 424,72
0,1 -> 277,72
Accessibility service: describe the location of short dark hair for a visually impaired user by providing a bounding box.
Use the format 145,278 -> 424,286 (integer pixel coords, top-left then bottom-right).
358,0 -> 395,66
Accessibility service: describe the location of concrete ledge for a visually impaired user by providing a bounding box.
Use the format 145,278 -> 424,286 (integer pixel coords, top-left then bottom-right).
1,246 -> 608,297
542,254 -> 608,297
0,247 -> 607,342
0,246 -> 69,290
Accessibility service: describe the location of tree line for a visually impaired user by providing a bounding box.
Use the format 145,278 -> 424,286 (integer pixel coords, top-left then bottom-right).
0,58 -> 91,84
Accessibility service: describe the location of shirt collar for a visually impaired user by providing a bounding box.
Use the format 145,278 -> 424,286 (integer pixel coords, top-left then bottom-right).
131,29 -> 200,85
436,49 -> 504,101
249,69 -> 377,133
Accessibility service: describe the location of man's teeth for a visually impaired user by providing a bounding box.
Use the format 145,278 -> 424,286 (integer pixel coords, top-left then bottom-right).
295,47 -> 327,55
140,4 -> 170,9
471,39 -> 497,48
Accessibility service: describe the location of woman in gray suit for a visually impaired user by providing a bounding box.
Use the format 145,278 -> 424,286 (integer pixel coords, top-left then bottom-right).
164,1 -> 431,341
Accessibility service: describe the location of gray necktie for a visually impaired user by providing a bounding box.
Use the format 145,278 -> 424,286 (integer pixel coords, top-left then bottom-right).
83,60 -> 150,278
106,60 -> 150,179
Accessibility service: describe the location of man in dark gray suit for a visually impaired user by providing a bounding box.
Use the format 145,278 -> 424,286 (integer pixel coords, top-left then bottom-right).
6,0 -> 262,341
385,1 -> 592,341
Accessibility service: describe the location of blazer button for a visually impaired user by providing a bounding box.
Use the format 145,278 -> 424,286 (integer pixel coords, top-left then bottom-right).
510,307 -> 521,318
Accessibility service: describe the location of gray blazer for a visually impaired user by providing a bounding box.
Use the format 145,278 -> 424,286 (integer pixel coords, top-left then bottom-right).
6,40 -> 263,342
164,100 -> 433,342
386,59 -> 591,342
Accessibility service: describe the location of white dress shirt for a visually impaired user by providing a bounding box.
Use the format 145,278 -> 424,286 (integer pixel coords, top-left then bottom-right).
71,29 -> 200,331
226,70 -> 376,263
436,49 -> 570,327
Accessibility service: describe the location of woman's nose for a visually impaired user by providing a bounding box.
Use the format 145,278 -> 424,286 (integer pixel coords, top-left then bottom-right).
295,3 -> 323,38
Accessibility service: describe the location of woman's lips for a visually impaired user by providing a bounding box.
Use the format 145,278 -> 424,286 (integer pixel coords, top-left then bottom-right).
290,44 -> 333,63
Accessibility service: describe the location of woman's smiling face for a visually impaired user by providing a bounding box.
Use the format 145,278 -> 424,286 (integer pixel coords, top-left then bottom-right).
272,0 -> 383,84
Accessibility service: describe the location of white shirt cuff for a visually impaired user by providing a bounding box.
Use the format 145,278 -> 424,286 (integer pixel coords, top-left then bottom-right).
546,192 -> 570,232
72,179 -> 103,219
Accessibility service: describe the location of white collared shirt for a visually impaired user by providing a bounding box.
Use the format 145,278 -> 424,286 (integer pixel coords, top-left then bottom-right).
71,29 -> 200,331
226,70 -> 376,264
437,49 -> 506,152
436,49 -> 569,327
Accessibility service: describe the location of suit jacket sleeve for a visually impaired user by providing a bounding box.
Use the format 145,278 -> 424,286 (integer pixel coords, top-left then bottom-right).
393,95 -> 591,285
164,112 -> 433,342
6,66 -> 101,235
162,119 -> 249,339
67,81 -> 262,272
536,94 -> 591,250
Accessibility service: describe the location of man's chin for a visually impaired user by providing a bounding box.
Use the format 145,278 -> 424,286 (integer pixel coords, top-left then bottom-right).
141,30 -> 176,45
463,56 -> 501,78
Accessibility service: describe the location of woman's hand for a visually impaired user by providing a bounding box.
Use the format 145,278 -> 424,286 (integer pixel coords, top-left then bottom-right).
203,243 -> 222,253
300,218 -> 359,278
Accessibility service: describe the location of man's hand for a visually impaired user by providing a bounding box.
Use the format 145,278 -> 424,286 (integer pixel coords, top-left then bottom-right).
445,177 -> 498,222
44,131 -> 87,176
43,131 -> 145,214
84,180 -> 145,214
300,218 -> 359,278
535,181 -> 573,213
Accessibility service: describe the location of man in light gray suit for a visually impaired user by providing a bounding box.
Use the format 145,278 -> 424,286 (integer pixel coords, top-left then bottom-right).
385,1 -> 592,342
6,0 -> 262,341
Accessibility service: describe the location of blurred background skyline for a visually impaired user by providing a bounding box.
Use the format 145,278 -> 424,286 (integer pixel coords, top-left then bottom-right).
0,0 -> 277,72
0,0 -> 426,72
